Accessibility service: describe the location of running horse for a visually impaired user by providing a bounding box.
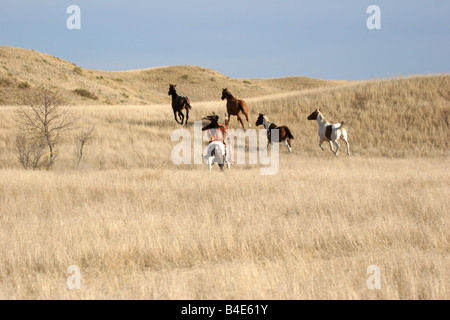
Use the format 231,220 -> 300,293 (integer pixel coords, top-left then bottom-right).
255,114 -> 294,153
307,108 -> 350,156
202,113 -> 230,172
221,88 -> 251,128
168,84 -> 192,126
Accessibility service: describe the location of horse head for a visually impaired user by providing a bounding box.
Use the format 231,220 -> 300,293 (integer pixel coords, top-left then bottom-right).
168,84 -> 177,96
255,113 -> 265,126
221,88 -> 231,100
307,109 -> 321,120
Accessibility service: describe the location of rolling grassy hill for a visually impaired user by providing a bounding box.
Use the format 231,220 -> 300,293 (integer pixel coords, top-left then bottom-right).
0,46 -> 346,105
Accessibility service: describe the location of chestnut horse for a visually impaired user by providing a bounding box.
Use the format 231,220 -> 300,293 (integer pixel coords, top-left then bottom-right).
255,114 -> 294,153
221,88 -> 250,128
168,84 -> 192,126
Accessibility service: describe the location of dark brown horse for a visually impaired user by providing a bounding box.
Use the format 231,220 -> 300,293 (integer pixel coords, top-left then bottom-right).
255,113 -> 294,153
168,84 -> 192,125
221,88 -> 250,128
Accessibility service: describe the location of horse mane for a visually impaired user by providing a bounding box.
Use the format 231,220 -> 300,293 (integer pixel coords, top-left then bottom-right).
169,84 -> 178,96
223,89 -> 233,98
318,112 -> 330,124
202,114 -> 219,123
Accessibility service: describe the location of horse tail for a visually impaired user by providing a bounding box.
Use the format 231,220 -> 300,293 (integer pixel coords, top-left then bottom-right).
185,98 -> 192,109
285,127 -> 294,140
238,101 -> 245,114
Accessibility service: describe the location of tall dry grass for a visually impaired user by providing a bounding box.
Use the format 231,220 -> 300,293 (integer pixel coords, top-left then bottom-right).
0,74 -> 448,299
0,158 -> 448,299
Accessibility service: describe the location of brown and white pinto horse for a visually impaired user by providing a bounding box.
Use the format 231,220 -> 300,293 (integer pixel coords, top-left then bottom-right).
168,84 -> 192,126
221,88 -> 250,128
255,114 -> 294,153
307,109 -> 350,156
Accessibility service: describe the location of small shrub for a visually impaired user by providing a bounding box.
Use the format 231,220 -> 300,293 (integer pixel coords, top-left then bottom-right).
15,132 -> 46,170
0,77 -> 12,86
181,74 -> 189,80
18,81 -> 30,89
243,80 -> 251,85
114,78 -> 124,82
73,89 -> 98,100
73,66 -> 83,75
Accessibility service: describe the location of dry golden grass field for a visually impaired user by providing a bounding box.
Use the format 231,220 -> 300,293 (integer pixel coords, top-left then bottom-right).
0,48 -> 449,300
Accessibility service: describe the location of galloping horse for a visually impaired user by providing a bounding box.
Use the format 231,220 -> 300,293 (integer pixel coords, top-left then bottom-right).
202,114 -> 230,172
168,84 -> 192,126
255,114 -> 294,153
221,88 -> 251,128
307,109 -> 350,156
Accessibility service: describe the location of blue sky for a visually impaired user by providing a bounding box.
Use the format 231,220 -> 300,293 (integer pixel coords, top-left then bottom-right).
1,0 -> 449,80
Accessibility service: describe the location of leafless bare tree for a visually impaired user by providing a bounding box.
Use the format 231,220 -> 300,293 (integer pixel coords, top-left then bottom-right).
75,126 -> 95,168
15,88 -> 73,169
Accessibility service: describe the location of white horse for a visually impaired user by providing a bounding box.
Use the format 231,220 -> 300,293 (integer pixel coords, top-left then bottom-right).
307,109 -> 350,156
204,141 -> 230,172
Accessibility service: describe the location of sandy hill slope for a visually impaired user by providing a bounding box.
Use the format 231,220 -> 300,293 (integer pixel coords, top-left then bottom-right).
0,46 -> 347,105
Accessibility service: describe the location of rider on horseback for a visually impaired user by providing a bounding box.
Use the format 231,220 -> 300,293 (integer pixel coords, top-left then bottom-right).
202,113 -> 230,171
202,113 -> 227,144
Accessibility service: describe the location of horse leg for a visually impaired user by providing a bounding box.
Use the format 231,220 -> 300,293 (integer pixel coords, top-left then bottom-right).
224,148 -> 231,170
329,141 -> 334,152
282,139 -> 292,153
208,157 -> 213,172
319,138 -> 326,151
341,129 -> 350,155
237,113 -> 245,129
184,108 -> 189,126
344,139 -> 350,156
333,140 -> 341,156
174,110 -> 181,124
178,111 -> 185,125
244,111 -> 251,128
